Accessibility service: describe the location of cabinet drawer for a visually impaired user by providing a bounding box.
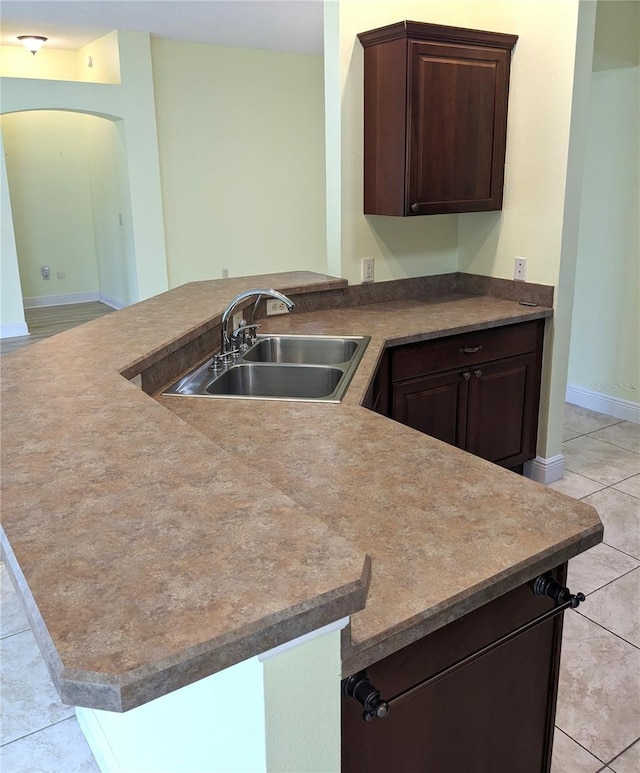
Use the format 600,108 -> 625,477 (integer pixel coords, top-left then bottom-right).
391,321 -> 542,382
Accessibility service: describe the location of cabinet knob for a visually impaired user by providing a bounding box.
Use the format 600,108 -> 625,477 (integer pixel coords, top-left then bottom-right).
474,369 -> 482,378
462,371 -> 471,380
460,345 -> 483,354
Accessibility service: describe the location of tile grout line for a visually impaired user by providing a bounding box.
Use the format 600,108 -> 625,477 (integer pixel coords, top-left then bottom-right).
562,458 -> 640,490
572,477 -> 640,500
573,605 -> 640,651
553,725 -> 608,767
580,564 -> 640,599
600,539 -> 640,562
601,735 -> 640,771
0,626 -> 31,641
0,713 -> 77,748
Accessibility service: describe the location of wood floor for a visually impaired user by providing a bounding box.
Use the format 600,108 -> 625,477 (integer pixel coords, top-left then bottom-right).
0,302 -> 115,355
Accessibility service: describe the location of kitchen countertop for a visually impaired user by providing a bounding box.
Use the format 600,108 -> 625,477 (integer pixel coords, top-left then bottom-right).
0,271 -> 602,712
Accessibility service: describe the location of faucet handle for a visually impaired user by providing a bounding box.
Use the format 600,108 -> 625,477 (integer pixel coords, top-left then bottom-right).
230,321 -> 261,349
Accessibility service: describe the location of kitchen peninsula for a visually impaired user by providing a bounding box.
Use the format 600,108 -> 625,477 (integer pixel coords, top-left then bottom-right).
1,272 -> 602,772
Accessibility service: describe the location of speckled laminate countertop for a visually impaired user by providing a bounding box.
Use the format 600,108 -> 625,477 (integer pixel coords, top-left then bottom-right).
0,271 -> 602,712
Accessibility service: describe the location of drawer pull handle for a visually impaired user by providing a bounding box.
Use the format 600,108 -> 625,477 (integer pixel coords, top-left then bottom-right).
460,345 -> 483,354
474,369 -> 482,378
462,371 -> 471,381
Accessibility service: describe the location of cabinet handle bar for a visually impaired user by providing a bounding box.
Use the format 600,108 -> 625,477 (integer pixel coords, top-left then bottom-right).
460,345 -> 483,353
343,575 -> 585,722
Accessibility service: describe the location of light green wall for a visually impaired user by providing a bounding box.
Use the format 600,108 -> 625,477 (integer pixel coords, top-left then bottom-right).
334,1 -> 460,285
263,628 -> 342,772
0,45 -> 78,80
150,39 -> 328,287
0,29 -> 168,334
0,131 -> 26,335
592,0 -> 639,71
77,31 -> 122,84
2,111 -> 100,301
0,31 -> 121,83
568,65 -> 640,405
87,117 -> 137,305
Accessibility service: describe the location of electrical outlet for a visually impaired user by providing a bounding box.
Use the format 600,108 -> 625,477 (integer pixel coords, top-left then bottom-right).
232,311 -> 244,330
41,265 -> 50,281
221,268 -> 229,278
514,257 -> 527,282
266,300 -> 290,316
361,257 -> 375,283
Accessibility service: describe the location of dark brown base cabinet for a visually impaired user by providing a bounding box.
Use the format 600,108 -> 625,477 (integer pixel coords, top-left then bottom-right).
342,565 -> 566,773
386,320 -> 545,469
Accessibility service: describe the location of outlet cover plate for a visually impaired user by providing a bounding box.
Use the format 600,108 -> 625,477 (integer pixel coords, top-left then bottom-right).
266,300 -> 290,316
361,257 -> 375,283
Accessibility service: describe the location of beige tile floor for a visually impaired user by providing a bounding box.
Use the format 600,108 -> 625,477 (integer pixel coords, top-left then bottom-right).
1,400 -> 638,770
550,405 -> 640,773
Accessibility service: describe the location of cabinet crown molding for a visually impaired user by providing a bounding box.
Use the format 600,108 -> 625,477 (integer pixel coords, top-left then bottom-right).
357,20 -> 518,50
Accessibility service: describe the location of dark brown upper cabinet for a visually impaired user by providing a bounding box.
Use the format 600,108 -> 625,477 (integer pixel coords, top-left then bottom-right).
358,21 -> 518,216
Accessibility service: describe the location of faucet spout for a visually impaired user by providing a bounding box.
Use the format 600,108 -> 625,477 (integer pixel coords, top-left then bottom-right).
217,288 -> 295,363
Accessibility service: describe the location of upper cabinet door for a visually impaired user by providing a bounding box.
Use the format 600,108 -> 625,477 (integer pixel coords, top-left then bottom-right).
358,21 -> 518,217
407,41 -> 512,214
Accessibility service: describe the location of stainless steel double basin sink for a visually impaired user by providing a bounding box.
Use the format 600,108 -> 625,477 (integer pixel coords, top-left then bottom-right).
163,335 -> 370,403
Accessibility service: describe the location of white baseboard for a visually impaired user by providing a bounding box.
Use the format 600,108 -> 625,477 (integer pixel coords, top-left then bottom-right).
0,322 -> 29,339
76,708 -> 120,773
99,292 -> 128,310
22,292 -> 128,311
524,454 -> 565,485
566,384 -> 640,424
23,292 -> 100,308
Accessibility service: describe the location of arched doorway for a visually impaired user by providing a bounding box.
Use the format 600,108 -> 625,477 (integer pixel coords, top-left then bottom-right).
1,109 -> 136,330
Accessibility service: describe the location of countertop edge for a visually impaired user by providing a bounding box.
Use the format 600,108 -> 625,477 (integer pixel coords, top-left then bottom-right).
341,519 -> 603,677
60,555 -> 372,712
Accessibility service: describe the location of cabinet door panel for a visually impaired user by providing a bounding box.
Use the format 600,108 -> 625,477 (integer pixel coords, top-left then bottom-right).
342,565 -> 566,773
467,353 -> 536,466
392,370 -> 468,448
408,41 -> 511,214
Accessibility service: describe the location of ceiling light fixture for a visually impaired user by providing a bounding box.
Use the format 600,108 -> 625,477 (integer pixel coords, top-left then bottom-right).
17,35 -> 48,55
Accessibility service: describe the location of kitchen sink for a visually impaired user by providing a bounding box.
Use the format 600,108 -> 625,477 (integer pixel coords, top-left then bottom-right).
243,335 -> 359,365
206,364 -> 343,399
163,334 -> 370,403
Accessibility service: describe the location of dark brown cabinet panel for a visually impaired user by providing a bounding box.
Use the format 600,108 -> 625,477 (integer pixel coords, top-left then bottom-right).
392,369 -> 469,447
358,21 -> 518,216
467,353 -> 538,466
362,349 -> 390,416
388,320 -> 544,468
342,565 -> 566,773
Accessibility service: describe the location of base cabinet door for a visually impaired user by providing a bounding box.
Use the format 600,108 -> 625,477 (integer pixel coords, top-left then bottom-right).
391,369 -> 469,448
342,567 -> 566,773
387,321 -> 544,469
466,353 -> 538,466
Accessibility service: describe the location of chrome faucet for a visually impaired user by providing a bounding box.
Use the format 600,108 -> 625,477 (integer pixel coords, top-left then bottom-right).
211,288 -> 295,370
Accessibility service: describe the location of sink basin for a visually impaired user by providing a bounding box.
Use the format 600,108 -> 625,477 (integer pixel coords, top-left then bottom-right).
243,335 -> 359,365
162,334 -> 370,403
206,364 -> 343,399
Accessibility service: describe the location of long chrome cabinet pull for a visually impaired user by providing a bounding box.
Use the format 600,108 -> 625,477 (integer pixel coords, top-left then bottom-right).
343,573 -> 585,722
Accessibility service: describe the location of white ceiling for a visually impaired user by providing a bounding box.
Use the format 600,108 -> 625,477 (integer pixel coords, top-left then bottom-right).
0,0 -> 324,55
